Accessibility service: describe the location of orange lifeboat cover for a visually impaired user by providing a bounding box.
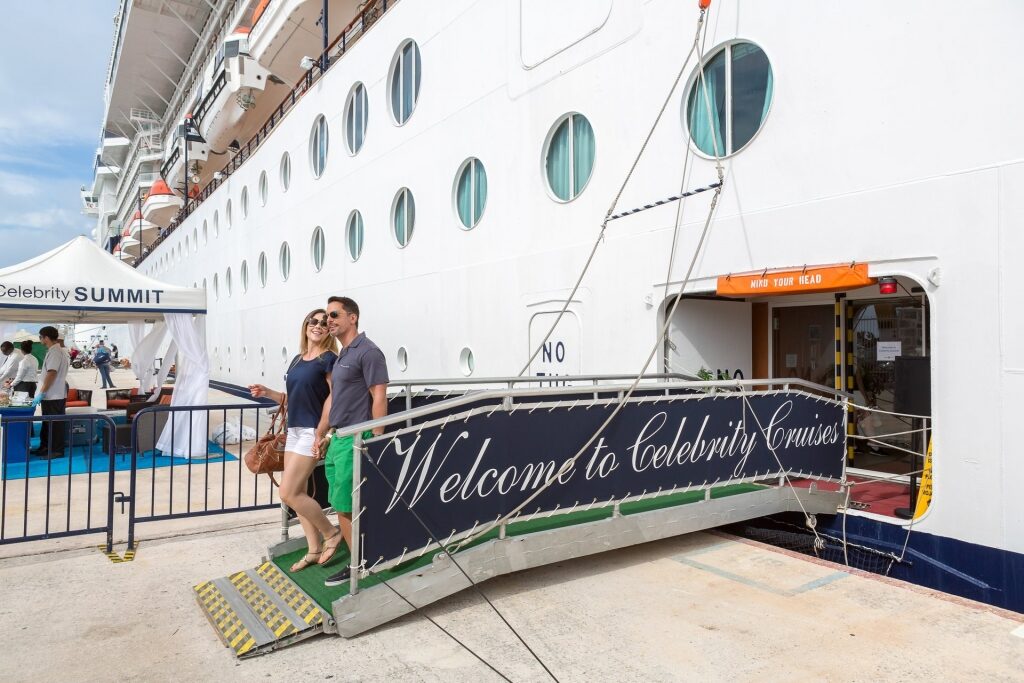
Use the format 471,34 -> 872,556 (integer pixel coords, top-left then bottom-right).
148,178 -> 174,197
252,0 -> 270,25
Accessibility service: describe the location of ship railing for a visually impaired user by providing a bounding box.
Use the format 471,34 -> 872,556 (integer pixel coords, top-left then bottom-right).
136,0 -> 401,269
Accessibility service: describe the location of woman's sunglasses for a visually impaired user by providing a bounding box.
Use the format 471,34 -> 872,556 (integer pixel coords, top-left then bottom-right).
307,317 -> 328,328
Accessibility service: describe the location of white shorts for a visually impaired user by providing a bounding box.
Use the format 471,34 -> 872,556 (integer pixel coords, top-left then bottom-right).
285,427 -> 317,457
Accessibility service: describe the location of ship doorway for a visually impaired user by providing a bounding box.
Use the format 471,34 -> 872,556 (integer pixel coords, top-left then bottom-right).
770,304 -> 835,388
663,297 -> 751,379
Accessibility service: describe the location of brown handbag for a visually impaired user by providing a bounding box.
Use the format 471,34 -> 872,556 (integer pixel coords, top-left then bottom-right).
244,404 -> 287,485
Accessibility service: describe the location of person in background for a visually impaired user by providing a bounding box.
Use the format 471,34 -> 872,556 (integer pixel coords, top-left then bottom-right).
31,326 -> 69,459
111,344 -> 119,360
0,341 -> 22,388
314,296 -> 389,587
248,309 -> 340,572
93,340 -> 115,389
6,340 -> 39,397
69,346 -> 79,363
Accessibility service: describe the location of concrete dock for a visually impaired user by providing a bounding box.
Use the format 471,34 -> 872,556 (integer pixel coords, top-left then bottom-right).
0,522 -> 1021,682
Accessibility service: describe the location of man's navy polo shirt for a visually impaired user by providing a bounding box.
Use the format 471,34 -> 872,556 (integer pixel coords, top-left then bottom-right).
329,332 -> 389,429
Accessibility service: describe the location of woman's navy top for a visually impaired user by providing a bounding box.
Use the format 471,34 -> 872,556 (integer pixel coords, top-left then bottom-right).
284,351 -> 337,429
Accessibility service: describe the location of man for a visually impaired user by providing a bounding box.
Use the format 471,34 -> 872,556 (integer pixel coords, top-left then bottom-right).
31,326 -> 70,459
313,296 -> 389,587
93,340 -> 115,389
0,341 -> 22,387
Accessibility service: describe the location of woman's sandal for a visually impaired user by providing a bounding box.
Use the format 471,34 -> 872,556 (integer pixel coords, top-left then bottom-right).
318,530 -> 344,566
290,551 -> 321,572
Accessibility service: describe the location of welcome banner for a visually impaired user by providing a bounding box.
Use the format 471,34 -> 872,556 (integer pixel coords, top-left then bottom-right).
359,391 -> 845,566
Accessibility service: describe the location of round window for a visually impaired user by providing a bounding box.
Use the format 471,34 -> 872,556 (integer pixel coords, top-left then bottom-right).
454,158 -> 487,229
310,114 -> 329,178
258,252 -> 268,288
192,228 -> 198,251
226,198 -> 233,227
459,347 -> 475,376
397,346 -> 408,372
225,267 -> 232,297
347,210 -> 364,261
213,210 -> 219,237
685,41 -> 773,156
259,170 -> 269,206
202,219 -> 208,244
389,40 -> 422,125
279,242 -> 291,281
392,188 -> 415,248
544,113 -> 595,202
280,152 -> 291,192
241,186 -> 249,218
240,259 -> 248,292
311,226 -> 325,272
345,82 -> 368,154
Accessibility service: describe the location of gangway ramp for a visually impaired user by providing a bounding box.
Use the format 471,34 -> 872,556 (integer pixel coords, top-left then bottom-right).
193,561 -> 326,658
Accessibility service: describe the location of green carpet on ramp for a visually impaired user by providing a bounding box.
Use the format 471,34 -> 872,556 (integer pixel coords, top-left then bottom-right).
274,483 -> 766,612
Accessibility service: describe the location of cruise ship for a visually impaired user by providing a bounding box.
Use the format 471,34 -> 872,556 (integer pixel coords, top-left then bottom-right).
82,0 -> 1024,622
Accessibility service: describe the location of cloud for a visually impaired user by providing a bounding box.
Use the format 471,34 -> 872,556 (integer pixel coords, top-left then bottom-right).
0,208 -> 80,230
0,170 -> 40,197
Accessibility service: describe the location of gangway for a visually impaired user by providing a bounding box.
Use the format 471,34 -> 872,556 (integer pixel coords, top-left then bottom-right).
195,378 -> 848,656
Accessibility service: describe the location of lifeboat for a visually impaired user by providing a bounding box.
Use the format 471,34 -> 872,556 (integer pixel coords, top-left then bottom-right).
120,226 -> 143,258
160,116 -> 208,194
129,209 -> 160,245
142,178 -> 184,228
113,243 -> 135,265
248,0 -> 349,84
195,29 -> 281,153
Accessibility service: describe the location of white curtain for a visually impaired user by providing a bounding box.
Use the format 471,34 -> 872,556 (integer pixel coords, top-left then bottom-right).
148,340 -> 177,402
156,314 -> 210,458
130,322 -> 166,393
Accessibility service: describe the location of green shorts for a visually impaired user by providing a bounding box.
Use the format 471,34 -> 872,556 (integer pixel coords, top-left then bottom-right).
324,431 -> 372,514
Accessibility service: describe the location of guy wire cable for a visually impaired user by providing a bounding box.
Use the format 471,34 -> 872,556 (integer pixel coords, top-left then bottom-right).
358,443 -> 560,683
457,8 -> 728,549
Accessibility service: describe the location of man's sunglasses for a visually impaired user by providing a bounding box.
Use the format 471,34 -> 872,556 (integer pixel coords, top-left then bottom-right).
327,311 -> 349,319
307,317 -> 328,328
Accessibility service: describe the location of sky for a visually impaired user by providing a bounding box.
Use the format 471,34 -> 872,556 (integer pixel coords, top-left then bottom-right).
0,1 -> 120,267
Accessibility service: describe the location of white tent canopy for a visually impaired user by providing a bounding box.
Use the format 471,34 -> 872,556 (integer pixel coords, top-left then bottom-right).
0,236 -> 205,323
0,237 -> 210,458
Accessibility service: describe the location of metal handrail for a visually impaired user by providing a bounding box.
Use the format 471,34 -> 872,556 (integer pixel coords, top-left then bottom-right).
338,377 -> 851,439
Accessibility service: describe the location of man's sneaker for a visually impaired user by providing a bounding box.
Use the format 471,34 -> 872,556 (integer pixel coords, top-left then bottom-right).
324,567 -> 351,587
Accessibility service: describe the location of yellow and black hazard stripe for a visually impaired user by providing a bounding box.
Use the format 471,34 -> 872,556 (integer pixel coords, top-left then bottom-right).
835,296 -> 855,463
97,542 -> 139,563
256,561 -> 324,626
194,580 -> 258,656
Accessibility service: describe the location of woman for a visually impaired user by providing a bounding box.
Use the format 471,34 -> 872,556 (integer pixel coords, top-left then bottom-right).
5,340 -> 38,397
249,309 -> 343,571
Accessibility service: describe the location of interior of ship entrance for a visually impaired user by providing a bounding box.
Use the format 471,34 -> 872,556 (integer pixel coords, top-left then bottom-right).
662,269 -> 931,519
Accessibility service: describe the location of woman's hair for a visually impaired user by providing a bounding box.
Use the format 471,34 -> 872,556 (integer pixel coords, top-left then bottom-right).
298,308 -> 339,356
19,340 -> 32,354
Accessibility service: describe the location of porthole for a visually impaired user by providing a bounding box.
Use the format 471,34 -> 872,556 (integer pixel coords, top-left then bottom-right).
397,346 -> 408,372
281,346 -> 288,361
459,347 -> 475,376
345,82 -> 368,154
389,40 -> 421,125
280,152 -> 291,192
685,41 -> 773,157
192,227 -> 198,251
454,158 -> 487,229
202,277 -> 207,291
212,273 -> 219,299
225,267 -> 232,297
241,186 -> 249,218
240,260 -> 249,292
226,199 -> 233,227
279,242 -> 291,281
259,170 -> 269,206
258,251 -> 268,288
544,113 -> 595,202
185,235 -> 190,253
202,219 -> 209,244
213,210 -> 219,237
242,346 -> 248,361
346,210 -> 364,261
391,188 -> 415,248
311,227 -> 325,272
310,114 -> 329,178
